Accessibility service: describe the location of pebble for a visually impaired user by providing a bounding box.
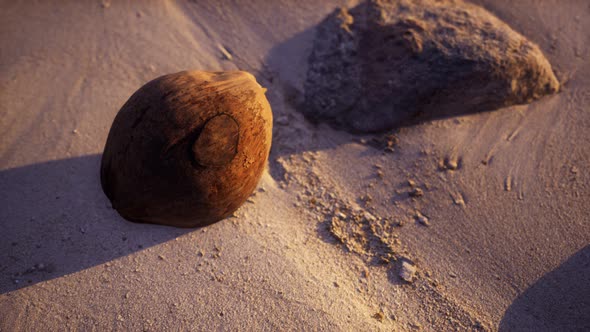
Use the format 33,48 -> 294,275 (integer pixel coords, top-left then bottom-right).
444,157 -> 458,170
363,211 -> 377,222
217,44 -> 233,61
453,193 -> 466,207
372,311 -> 385,322
505,176 -> 512,191
409,188 -> 424,197
399,261 -> 417,282
415,211 -> 430,226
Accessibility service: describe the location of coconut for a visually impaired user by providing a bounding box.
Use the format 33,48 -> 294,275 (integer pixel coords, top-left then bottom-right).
100,71 -> 272,227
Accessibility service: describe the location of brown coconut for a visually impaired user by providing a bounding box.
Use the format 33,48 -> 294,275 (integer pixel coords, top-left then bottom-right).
100,71 -> 273,228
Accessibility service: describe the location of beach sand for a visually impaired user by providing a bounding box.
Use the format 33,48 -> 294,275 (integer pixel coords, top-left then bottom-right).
1,0 -> 588,330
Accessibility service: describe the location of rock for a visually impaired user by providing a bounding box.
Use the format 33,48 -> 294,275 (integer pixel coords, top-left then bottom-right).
442,156 -> 459,170
304,0 -> 559,133
399,260 -> 417,282
336,212 -> 348,219
363,211 -> 377,222
409,187 -> 424,197
101,71 -> 273,227
452,192 -> 466,207
415,211 -> 430,226
217,43 -> 233,61
372,311 -> 385,322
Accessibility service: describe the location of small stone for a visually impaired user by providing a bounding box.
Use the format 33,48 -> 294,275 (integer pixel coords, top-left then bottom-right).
361,194 -> 373,203
399,261 -> 417,283
407,179 -> 416,187
409,187 -> 424,197
410,322 -> 423,330
363,211 -> 377,222
453,193 -> 466,207
415,211 -> 430,226
505,176 -> 512,191
217,44 -> 233,61
372,311 -> 385,322
444,157 -> 458,170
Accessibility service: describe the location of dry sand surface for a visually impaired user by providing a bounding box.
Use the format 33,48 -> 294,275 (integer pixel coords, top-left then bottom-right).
1,0 -> 589,331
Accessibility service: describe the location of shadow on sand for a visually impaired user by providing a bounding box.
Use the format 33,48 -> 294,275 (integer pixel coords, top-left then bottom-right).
499,245 -> 590,331
0,155 -> 191,294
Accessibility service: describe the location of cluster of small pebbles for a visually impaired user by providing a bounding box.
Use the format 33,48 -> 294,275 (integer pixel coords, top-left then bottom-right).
276,152 -> 429,284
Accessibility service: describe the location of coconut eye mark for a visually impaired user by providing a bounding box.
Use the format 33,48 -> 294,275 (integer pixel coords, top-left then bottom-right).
191,113 -> 240,168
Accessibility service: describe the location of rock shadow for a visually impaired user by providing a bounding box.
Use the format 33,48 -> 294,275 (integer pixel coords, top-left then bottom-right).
499,245 -> 590,331
0,155 -> 192,294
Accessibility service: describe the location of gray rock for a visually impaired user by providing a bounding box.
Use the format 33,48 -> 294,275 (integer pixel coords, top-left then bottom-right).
304,0 -> 559,133
399,260 -> 417,282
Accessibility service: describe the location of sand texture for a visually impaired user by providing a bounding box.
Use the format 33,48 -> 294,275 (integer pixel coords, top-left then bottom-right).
1,0 -> 589,331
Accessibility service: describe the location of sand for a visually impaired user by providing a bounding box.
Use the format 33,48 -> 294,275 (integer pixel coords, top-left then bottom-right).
1,0 -> 588,331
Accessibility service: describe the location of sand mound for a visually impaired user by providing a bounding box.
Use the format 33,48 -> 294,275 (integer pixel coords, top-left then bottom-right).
303,0 -> 560,132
